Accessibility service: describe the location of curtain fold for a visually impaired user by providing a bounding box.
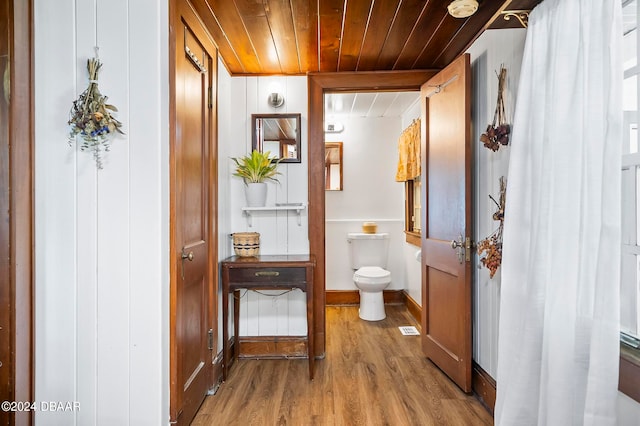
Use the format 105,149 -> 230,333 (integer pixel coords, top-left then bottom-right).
495,1 -> 622,425
395,119 -> 421,181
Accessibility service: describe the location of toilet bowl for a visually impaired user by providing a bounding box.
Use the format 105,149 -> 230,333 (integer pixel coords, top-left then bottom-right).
347,232 -> 392,321
353,266 -> 391,321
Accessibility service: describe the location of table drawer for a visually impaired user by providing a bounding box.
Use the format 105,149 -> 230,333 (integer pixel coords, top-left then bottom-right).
228,267 -> 307,284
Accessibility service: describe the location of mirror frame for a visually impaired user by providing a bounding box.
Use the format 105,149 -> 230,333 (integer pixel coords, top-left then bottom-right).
251,113 -> 302,163
324,142 -> 343,191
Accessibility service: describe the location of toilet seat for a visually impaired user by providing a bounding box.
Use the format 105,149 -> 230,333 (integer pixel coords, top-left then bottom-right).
353,266 -> 391,284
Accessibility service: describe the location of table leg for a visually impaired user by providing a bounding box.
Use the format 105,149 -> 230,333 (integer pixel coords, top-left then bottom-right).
233,289 -> 240,374
222,282 -> 229,381
307,274 -> 314,380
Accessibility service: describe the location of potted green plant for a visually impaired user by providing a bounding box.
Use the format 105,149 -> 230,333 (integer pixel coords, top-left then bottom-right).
231,149 -> 281,207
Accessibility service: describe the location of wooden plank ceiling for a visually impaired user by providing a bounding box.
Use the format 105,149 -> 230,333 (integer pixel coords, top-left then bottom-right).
191,0 -> 542,76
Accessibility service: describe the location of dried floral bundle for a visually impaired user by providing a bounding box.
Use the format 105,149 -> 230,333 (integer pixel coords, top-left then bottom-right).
68,58 -> 123,168
477,177 -> 506,278
480,66 -> 510,152
477,230 -> 502,278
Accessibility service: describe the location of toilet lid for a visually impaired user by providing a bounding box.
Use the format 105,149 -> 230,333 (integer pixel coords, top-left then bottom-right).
354,266 -> 391,283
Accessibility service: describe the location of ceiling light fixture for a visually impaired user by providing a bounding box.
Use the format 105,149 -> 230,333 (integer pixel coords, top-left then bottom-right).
447,0 -> 479,19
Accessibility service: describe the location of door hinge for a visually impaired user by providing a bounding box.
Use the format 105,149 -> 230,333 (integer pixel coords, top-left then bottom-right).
208,87 -> 213,109
465,237 -> 476,262
208,329 -> 214,350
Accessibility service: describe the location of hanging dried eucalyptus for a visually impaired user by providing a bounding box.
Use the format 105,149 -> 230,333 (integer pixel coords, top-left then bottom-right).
68,57 -> 124,169
480,66 -> 510,152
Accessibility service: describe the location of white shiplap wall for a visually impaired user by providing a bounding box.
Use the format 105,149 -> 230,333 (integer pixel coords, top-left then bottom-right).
219,74 -> 310,337
217,58 -> 233,350
324,116 -> 406,291
466,28 -> 527,378
34,0 -> 169,424
32,6 -> 640,422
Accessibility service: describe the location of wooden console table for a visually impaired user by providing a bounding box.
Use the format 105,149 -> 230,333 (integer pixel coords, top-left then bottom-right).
221,254 -> 315,380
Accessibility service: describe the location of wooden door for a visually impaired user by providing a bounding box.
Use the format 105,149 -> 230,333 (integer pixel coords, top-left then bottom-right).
1,2 -> 33,425
170,1 -> 217,424
421,54 -> 473,392
0,3 -> 12,422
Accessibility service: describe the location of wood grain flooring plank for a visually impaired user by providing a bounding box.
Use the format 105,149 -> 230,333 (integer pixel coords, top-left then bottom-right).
192,305 -> 492,425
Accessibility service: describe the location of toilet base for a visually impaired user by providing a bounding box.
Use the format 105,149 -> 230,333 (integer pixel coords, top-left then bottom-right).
358,290 -> 386,321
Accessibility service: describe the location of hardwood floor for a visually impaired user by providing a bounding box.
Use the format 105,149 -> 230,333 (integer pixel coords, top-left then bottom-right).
192,305 -> 492,425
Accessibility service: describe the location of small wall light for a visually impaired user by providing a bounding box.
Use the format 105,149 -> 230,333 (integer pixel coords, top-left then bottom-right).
268,92 -> 284,108
447,0 -> 479,18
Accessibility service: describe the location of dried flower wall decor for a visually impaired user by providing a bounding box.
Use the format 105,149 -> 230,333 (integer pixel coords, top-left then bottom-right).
68,56 -> 124,169
477,177 -> 506,278
480,66 -> 510,151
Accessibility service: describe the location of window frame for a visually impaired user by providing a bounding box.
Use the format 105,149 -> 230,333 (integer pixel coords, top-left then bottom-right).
620,344 -> 640,402
404,177 -> 421,247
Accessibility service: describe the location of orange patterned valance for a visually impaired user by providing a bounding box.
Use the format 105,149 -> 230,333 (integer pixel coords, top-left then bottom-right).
395,119 -> 421,182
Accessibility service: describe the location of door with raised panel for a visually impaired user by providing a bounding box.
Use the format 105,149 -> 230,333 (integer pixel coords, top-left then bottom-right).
420,54 -> 473,392
170,0 -> 217,424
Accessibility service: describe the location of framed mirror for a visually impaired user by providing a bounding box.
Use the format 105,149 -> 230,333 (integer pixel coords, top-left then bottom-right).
252,113 -> 301,163
325,142 -> 343,191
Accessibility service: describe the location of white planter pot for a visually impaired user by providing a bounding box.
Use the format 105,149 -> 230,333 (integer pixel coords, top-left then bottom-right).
245,182 -> 268,207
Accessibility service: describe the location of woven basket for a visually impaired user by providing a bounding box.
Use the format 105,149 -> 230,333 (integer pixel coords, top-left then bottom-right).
362,222 -> 377,234
232,232 -> 260,257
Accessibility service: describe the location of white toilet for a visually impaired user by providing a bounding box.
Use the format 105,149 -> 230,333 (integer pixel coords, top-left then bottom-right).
347,232 -> 392,321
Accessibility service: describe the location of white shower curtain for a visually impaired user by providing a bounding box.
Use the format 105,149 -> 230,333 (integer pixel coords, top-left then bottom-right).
495,0 -> 622,425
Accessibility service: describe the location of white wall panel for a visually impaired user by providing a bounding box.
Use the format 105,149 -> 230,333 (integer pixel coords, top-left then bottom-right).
74,0 -> 100,423
128,0 -> 167,424
35,0 -> 169,424
95,0 -> 131,421
217,58 -> 233,351
34,0 -> 79,424
284,77 -> 310,254
326,220 -> 405,291
402,243 -> 422,304
223,75 -> 309,337
228,78 -> 250,234
324,115 -> 405,293
466,29 -> 526,378
325,117 -> 404,221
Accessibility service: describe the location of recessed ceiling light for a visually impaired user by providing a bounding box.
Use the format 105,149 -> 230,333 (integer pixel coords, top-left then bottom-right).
448,0 -> 479,19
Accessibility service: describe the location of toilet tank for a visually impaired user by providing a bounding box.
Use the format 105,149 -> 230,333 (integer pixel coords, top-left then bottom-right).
347,233 -> 390,269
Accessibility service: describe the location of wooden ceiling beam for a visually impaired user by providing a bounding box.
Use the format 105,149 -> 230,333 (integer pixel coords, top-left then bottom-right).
375,0 -> 429,71
355,0 -> 402,71
200,0 -> 542,76
430,1 -> 510,68
265,0 -> 301,74
318,0 -> 345,72
416,15 -> 465,68
291,0 -> 320,73
337,0 -> 373,71
191,0 -> 246,73
393,1 -> 450,70
234,0 -> 281,73
206,0 -> 263,73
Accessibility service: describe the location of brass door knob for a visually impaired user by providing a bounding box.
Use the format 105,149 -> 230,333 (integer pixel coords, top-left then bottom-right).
450,234 -> 465,264
182,251 -> 194,261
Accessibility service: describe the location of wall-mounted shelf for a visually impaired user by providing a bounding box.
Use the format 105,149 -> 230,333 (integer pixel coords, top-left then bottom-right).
241,203 -> 307,227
